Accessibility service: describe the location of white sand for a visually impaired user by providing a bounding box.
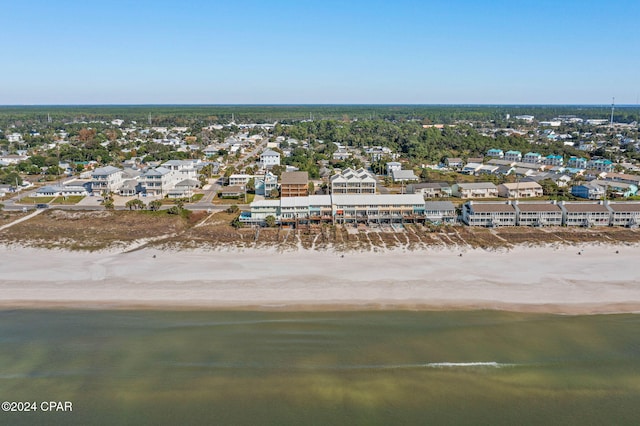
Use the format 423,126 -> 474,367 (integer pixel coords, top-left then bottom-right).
1,244 -> 639,314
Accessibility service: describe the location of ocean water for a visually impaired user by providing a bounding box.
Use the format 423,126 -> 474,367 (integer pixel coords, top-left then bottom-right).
1,310 -> 639,425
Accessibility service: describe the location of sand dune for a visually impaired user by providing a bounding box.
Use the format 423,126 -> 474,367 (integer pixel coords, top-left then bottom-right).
1,244 -> 639,314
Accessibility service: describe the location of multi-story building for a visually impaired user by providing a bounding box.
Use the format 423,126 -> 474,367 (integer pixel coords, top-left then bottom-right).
544,154 -> 564,166
588,159 -> 614,173
461,201 -> 517,226
567,156 -> 588,169
228,174 -> 252,186
607,202 -> 640,227
497,182 -> 544,198
486,149 -> 504,158
260,149 -> 281,168
522,152 -> 542,164
280,171 -> 309,197
514,201 -> 563,226
330,168 -> 376,195
560,201 -> 611,226
452,182 -> 498,198
255,172 -> 278,197
504,150 -> 522,162
91,166 -> 124,193
141,160 -> 198,197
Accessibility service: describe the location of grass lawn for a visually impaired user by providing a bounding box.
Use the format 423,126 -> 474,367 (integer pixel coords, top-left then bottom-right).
17,196 -> 55,204
211,193 -> 254,205
191,193 -> 204,202
51,196 -> 86,205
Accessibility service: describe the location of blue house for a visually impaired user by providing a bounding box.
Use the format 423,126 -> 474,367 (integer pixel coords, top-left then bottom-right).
571,184 -> 605,200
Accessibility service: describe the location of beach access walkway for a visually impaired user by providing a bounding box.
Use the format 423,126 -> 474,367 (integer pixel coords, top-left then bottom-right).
0,209 -> 45,232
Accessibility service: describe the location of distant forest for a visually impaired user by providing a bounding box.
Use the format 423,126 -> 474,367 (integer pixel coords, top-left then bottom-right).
0,105 -> 639,127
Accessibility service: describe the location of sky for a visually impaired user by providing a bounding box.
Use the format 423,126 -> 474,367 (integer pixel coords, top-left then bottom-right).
2,0 -> 639,105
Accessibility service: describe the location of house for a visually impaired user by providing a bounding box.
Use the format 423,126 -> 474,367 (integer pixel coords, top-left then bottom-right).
168,179 -> 200,198
140,167 -> 172,196
504,150 -> 522,162
391,169 -> 419,183
602,172 -> 640,186
260,149 -> 281,168
452,182 -> 498,198
587,159 -> 614,173
228,174 -> 252,186
571,183 -> 606,200
591,180 -> 638,198
514,201 -> 563,226
487,159 -> 516,167
461,162 -> 483,174
35,185 -> 61,197
515,115 -> 534,122
386,162 -> 402,175
467,157 -> 484,164
280,171 -> 309,197
332,151 -> 351,161
407,182 -> 452,198
567,156 -> 588,169
560,201 -> 611,226
219,185 -> 245,199
486,149 -> 504,158
543,154 -> 564,166
461,201 -> 517,226
6,133 -> 23,143
35,184 -> 88,197
607,202 -> 640,227
477,164 -> 500,175
0,154 -> 29,165
423,201 -> 457,223
330,168 -> 376,194
523,152 -> 542,164
497,182 -> 543,198
91,166 -> 124,193
446,158 -> 464,169
255,172 -> 278,197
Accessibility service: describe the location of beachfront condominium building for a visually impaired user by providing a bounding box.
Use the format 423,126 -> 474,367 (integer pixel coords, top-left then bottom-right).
330,168 -> 376,195
280,171 -> 309,197
560,201 -> 611,226
513,201 -> 563,226
461,201 -> 517,226
607,202 -> 640,227
91,166 -> 124,193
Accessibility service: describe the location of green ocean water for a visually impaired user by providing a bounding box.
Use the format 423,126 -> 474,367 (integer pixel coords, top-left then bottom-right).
1,310 -> 639,425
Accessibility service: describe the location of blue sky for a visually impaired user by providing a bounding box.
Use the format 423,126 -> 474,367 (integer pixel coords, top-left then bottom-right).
2,0 -> 639,104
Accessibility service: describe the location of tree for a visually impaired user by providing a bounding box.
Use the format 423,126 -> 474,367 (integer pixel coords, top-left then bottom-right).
227,204 -> 240,214
265,215 -> 277,227
149,200 -> 162,211
103,196 -> 115,210
125,199 -> 145,210
246,177 -> 255,192
269,188 -> 280,198
308,181 -> 315,194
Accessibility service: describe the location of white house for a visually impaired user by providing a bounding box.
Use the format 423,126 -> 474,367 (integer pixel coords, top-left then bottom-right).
386,162 -> 402,175
91,166 -> 124,193
452,182 -> 498,198
260,149 -> 281,168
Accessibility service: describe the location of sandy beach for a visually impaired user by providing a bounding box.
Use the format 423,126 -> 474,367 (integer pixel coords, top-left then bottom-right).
1,243 -> 639,314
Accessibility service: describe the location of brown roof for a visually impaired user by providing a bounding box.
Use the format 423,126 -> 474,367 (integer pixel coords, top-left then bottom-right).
281,171 -> 309,185
562,203 -> 609,213
608,203 -> 640,212
516,203 -> 562,212
469,203 -> 516,213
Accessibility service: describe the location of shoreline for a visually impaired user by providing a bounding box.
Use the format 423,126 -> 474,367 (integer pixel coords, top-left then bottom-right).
2,243 -> 639,314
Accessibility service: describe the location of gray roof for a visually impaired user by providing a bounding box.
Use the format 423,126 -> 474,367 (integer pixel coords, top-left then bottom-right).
424,201 -> 455,211
92,165 -> 121,176
261,149 -> 280,157
455,182 -> 497,190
